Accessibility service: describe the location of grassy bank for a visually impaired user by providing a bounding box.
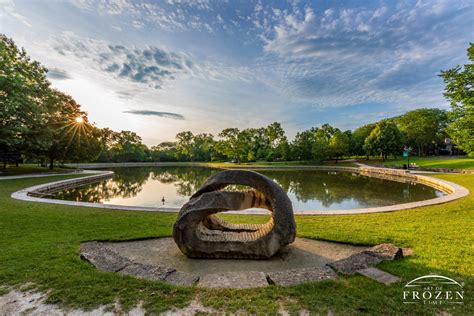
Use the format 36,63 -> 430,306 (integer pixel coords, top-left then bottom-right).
0,164 -> 75,176
0,174 -> 473,314
361,156 -> 474,170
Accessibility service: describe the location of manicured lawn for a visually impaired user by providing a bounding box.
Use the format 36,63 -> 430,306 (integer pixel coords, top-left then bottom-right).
0,173 -> 473,314
0,164 -> 75,176
209,159 -> 359,167
361,156 -> 474,170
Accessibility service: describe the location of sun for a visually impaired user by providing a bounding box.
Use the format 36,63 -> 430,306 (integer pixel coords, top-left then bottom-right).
75,116 -> 84,123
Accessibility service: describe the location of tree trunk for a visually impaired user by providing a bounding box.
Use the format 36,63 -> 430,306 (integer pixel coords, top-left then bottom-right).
49,157 -> 54,170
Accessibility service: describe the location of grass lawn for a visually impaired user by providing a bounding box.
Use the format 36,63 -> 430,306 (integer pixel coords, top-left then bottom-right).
361,156 -> 474,170
0,164 -> 75,177
208,159 -> 359,168
0,173 -> 473,314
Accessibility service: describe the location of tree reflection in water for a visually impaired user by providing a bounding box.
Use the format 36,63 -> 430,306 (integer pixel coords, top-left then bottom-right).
53,167 -> 443,210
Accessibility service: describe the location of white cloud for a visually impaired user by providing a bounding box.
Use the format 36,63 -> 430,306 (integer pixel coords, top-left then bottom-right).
0,0 -> 31,27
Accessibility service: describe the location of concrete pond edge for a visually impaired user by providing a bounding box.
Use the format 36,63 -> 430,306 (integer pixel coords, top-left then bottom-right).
10,164 -> 470,215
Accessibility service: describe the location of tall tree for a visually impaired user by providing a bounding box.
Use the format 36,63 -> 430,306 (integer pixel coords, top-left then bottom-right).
175,131 -> 194,161
439,43 -> 474,156
364,120 -> 404,161
41,90 -> 101,169
291,129 -> 316,160
0,34 -> 50,165
352,124 -> 376,159
396,108 -> 448,156
217,128 -> 243,162
329,130 -> 350,162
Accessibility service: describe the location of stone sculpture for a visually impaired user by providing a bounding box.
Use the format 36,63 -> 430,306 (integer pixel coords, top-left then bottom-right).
173,169 -> 296,259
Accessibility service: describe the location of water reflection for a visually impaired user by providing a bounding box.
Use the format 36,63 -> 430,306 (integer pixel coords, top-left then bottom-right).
53,167 -> 444,211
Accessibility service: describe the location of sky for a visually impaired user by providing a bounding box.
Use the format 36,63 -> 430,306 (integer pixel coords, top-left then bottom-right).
1,0 -> 472,145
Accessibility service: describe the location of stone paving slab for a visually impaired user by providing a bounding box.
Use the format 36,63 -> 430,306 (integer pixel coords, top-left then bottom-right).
267,266 -> 337,286
80,240 -> 412,288
80,242 -> 131,272
198,271 -> 269,289
165,271 -> 200,286
119,263 -> 175,281
327,253 -> 383,275
362,243 -> 403,260
357,267 -> 401,285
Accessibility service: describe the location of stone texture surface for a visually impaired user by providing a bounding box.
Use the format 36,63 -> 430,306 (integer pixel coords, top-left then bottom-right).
80,242 -> 131,272
173,170 -> 296,259
362,243 -> 403,260
80,239 -> 410,288
119,263 -> 175,281
357,267 -> 401,285
267,266 -> 337,286
198,271 -> 269,289
165,271 -> 200,286
327,253 -> 383,275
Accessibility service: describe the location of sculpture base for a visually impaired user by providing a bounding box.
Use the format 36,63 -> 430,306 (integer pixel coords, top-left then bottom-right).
80,237 -> 367,288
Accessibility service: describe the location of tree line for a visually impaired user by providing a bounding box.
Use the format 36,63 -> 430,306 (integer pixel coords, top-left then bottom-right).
1,34 -> 473,168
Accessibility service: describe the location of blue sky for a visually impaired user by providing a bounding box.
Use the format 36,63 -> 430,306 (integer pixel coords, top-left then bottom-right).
1,0 -> 472,145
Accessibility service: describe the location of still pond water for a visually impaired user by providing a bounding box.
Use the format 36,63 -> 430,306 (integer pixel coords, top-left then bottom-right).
53,167 -> 444,212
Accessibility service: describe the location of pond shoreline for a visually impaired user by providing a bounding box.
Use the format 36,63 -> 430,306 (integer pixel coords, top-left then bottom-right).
11,164 -> 469,215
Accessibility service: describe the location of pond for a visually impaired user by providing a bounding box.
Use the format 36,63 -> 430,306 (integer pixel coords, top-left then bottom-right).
52,167 -> 445,212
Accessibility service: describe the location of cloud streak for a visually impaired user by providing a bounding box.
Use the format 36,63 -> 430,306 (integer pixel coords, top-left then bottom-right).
123,110 -> 185,120
47,68 -> 72,80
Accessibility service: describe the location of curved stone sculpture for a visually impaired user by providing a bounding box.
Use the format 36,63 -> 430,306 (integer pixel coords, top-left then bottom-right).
173,170 -> 296,259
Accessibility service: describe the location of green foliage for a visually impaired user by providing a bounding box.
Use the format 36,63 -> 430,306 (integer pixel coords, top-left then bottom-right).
0,34 -> 50,158
440,43 -> 474,156
40,89 -> 101,168
352,124 -> 376,158
364,120 -> 404,161
396,108 -> 448,156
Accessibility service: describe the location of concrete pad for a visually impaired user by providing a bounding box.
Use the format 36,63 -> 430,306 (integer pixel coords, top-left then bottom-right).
357,267 -> 401,285
198,271 -> 268,289
102,238 -> 365,275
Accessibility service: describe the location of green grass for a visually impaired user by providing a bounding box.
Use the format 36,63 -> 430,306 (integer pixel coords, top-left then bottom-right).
0,174 -> 473,314
0,164 -> 75,176
361,155 -> 474,170
208,159 -> 358,167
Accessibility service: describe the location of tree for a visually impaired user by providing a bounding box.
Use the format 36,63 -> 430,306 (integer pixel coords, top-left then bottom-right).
109,131 -> 148,162
40,90 -> 101,169
364,120 -> 404,161
291,129 -> 316,160
352,124 -> 376,159
151,142 -> 179,162
396,108 -> 448,156
175,131 -> 194,161
192,133 -> 215,161
216,128 -> 243,162
329,130 -> 350,162
265,122 -> 287,161
312,124 -> 336,161
439,43 -> 474,156
0,34 -> 50,166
